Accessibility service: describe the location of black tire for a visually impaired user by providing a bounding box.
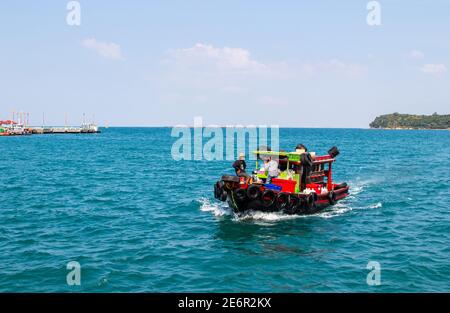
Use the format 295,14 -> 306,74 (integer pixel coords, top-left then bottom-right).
296,197 -> 306,214
285,194 -> 300,214
305,193 -> 317,211
234,188 -> 247,202
334,182 -> 348,190
220,190 -> 228,202
214,181 -> 223,199
214,183 -> 219,199
247,184 -> 262,200
221,175 -> 240,183
261,189 -> 276,207
327,191 -> 337,205
275,192 -> 289,211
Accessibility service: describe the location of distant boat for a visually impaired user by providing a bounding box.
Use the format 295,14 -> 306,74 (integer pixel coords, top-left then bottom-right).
81,123 -> 100,133
0,120 -> 27,135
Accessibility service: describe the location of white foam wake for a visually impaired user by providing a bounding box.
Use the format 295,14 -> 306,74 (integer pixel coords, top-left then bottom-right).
369,202 -> 382,209
199,197 -> 232,217
234,210 -> 304,223
315,202 -> 352,219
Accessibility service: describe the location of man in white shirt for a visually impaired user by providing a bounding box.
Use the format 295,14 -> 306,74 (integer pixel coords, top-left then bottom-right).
264,156 -> 279,184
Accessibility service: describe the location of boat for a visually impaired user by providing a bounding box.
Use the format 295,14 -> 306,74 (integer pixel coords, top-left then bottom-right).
81,122 -> 100,133
213,146 -> 349,215
0,120 -> 28,136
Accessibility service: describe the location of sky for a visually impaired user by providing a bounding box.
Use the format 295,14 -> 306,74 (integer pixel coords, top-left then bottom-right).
0,0 -> 449,127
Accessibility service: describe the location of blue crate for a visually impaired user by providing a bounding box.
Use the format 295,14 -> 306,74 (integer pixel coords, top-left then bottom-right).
264,184 -> 282,191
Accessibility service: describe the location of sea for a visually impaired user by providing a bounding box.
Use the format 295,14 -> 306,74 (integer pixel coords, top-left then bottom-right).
0,128 -> 449,292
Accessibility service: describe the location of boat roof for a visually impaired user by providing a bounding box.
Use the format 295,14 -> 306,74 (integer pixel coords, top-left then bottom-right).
252,150 -> 290,156
252,150 -> 335,164
0,120 -> 17,125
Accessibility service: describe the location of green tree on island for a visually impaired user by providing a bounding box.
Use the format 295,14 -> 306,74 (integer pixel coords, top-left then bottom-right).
369,113 -> 450,129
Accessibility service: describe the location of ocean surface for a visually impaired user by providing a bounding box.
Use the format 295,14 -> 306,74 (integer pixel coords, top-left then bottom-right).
0,128 -> 449,292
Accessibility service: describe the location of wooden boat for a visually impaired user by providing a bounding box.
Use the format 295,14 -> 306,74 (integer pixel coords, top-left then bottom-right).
213,146 -> 349,215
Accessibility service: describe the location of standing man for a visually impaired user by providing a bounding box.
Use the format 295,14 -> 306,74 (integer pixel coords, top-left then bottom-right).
233,152 -> 250,178
264,156 -> 279,184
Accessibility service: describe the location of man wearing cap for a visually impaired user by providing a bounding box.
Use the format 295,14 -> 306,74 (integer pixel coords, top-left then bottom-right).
264,156 -> 279,184
232,152 -> 250,178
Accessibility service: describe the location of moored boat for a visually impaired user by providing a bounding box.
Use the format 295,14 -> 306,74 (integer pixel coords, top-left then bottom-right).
0,120 -> 28,136
213,146 -> 349,215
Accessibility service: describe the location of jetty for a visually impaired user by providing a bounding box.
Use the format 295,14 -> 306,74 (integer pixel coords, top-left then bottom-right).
31,124 -> 100,134
0,122 -> 100,136
1,114 -> 100,137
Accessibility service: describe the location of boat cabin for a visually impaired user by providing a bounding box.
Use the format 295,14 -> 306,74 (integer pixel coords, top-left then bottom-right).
251,149 -> 336,194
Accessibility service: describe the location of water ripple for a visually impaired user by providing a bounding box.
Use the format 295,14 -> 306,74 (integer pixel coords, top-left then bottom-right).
0,128 -> 449,292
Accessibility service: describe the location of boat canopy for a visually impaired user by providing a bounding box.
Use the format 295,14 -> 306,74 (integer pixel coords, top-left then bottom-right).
252,150 -> 334,164
0,120 -> 17,125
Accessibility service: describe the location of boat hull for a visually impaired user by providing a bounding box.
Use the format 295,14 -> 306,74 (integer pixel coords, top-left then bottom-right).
226,185 -> 349,215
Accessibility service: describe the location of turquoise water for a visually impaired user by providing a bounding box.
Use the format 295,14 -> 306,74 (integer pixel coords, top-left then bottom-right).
0,128 -> 449,292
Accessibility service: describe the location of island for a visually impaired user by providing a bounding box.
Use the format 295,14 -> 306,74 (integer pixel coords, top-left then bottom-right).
369,113 -> 450,130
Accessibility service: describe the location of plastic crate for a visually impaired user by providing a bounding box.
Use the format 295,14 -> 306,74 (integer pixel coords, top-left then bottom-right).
264,184 -> 282,192
271,178 -> 297,193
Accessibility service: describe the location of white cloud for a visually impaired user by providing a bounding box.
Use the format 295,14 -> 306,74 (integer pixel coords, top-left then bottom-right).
168,43 -> 267,74
420,63 -> 447,74
165,43 -> 366,80
409,50 -> 425,60
81,38 -> 123,60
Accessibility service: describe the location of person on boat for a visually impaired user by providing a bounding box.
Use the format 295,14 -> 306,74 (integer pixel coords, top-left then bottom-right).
295,143 -> 308,152
232,152 -> 250,178
264,156 -> 279,184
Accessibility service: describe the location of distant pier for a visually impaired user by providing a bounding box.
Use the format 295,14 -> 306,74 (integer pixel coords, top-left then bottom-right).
0,121 -> 100,137
31,126 -> 101,134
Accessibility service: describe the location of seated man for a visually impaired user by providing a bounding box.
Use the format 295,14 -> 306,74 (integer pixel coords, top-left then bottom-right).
232,152 -> 250,178
264,156 -> 279,184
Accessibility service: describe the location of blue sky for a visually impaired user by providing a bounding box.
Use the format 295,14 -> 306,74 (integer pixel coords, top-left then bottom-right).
0,0 -> 449,127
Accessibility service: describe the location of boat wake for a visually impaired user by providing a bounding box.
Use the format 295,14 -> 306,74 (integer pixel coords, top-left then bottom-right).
200,178 -> 381,222
235,210 -> 302,222
319,179 -> 384,217
199,198 -> 232,217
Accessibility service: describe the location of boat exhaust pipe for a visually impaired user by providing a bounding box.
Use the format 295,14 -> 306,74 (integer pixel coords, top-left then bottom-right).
328,146 -> 340,158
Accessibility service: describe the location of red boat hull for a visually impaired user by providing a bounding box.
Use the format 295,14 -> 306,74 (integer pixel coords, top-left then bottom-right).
225,184 -> 350,215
